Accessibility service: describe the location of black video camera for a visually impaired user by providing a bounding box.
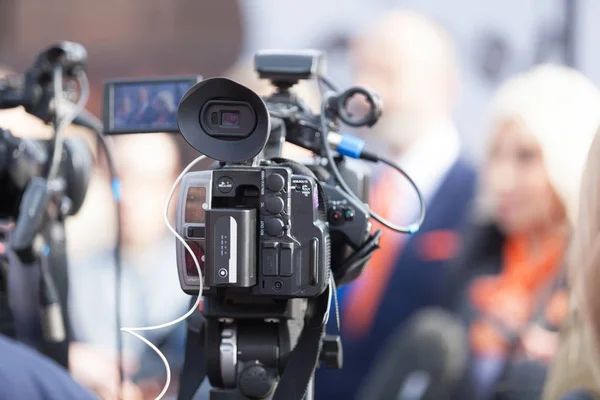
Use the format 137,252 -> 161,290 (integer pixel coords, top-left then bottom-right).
0,42 -> 93,264
0,43 -> 94,368
0,129 -> 91,235
175,51 -> 378,299
102,50 -> 394,400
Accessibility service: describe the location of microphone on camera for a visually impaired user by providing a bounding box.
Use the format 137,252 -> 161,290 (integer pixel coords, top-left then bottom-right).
357,308 -> 469,400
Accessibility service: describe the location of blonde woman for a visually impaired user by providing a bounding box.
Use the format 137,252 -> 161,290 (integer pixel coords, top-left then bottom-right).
543,130 -> 600,399
441,65 -> 600,399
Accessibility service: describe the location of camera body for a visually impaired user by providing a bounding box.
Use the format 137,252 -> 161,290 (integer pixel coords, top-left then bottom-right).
173,51 -> 375,305
176,165 -> 331,298
0,129 -> 91,221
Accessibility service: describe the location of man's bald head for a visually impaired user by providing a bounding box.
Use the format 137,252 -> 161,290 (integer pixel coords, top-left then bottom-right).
352,10 -> 459,151
113,133 -> 181,249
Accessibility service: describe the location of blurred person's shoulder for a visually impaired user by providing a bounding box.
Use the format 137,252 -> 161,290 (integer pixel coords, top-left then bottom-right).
0,334 -> 96,399
449,154 -> 477,188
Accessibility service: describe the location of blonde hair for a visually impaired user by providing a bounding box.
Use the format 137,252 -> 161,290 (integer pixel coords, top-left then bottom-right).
477,64 -> 600,226
543,127 -> 600,399
572,129 -> 600,347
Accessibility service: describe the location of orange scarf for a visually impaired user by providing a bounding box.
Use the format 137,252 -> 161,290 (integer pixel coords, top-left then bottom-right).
469,234 -> 566,356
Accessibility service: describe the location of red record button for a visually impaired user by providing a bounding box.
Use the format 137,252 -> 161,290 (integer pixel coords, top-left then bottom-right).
329,209 -> 345,225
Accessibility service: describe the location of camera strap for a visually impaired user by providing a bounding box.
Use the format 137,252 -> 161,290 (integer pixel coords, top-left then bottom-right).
267,158 -> 331,399
272,285 -> 330,400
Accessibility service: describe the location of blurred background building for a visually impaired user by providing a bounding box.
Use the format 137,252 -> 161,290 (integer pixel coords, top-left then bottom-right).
1,0 -> 598,161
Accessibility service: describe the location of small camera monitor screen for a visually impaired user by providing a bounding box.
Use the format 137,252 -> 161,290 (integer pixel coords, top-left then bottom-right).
103,76 -> 200,134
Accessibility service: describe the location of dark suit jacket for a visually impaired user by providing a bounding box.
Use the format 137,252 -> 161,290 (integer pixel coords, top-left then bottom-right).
315,157 -> 477,399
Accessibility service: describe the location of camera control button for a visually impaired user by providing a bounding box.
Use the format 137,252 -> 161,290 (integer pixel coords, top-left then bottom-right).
265,196 -> 285,214
329,209 -> 345,226
342,207 -> 355,221
309,239 -> 319,285
217,176 -> 234,193
280,244 -> 293,277
262,244 -> 279,276
266,218 -> 285,237
187,226 -> 206,239
266,174 -> 285,192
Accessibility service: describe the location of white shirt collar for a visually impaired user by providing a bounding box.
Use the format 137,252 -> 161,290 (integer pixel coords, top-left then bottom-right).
396,119 -> 461,199
388,120 -> 461,222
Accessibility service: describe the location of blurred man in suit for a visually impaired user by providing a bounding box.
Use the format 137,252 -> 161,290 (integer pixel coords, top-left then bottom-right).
315,10 -> 477,399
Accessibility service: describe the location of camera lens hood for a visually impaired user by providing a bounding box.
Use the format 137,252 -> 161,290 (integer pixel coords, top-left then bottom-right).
177,78 -> 271,163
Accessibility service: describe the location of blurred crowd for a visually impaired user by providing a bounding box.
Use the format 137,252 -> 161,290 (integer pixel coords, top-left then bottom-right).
4,6 -> 600,400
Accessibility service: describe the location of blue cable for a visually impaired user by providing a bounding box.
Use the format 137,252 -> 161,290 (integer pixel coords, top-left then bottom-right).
111,178 -> 122,203
337,134 -> 365,159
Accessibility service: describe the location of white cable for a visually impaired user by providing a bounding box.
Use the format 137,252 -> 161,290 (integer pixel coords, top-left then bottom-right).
330,276 -> 340,332
120,154 -> 207,400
